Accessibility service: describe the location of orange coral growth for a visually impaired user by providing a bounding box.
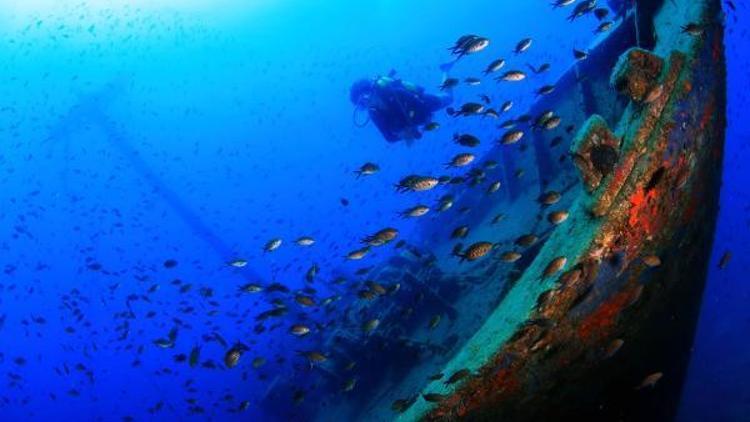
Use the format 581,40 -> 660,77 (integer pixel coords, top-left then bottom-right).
627,187 -> 659,236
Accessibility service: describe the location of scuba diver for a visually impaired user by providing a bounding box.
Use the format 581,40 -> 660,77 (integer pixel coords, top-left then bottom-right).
350,71 -> 452,144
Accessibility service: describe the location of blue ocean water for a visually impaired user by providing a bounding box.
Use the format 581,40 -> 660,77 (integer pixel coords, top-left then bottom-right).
0,1 -> 746,421
678,1 -> 750,420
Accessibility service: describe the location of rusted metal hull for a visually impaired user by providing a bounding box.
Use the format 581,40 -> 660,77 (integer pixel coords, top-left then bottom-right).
419,1 -> 726,421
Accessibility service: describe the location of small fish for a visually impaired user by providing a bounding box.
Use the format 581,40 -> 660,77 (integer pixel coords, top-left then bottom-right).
500,119 -> 516,129
491,213 -> 505,224
341,378 -> 357,393
464,77 -> 482,86
189,346 -> 201,368
448,35 -> 490,57
568,0 -> 597,21
501,130 -> 524,145
548,210 -> 569,225
400,205 -> 430,218
635,372 -> 663,390
239,283 -> 263,293
642,255 -> 662,268
500,101 -> 513,113
429,314 -> 442,329
362,319 -> 380,333
295,236 -> 316,247
536,110 -> 555,124
573,49 -> 589,60
153,338 -> 174,349
460,242 -> 494,262
487,181 -> 501,194
395,175 -> 439,192
552,0 -> 575,7
346,246 -> 371,260
299,351 -> 327,365
224,344 -> 246,369
514,37 -> 533,54
539,190 -> 562,205
516,234 -> 538,247
681,23 -> 704,37
451,226 -> 470,239
263,238 -> 282,253
153,328 -> 178,349
290,324 -> 311,337
362,227 -> 399,246
594,8 -> 610,20
424,122 -> 440,131
437,195 -> 454,212
536,85 -> 556,96
501,251 -> 522,263
305,263 -> 319,282
227,259 -> 248,268
483,58 -> 506,75
453,133 -> 481,147
543,257 -> 567,277
295,294 -> 316,307
483,108 -> 499,119
449,102 -> 485,117
497,70 -> 526,82
541,115 -> 562,130
596,21 -> 614,33
355,162 -> 380,178
366,280 -> 387,296
428,372 -> 444,381
446,153 -> 476,168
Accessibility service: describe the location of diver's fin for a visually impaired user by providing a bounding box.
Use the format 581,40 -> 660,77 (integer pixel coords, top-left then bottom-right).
439,61 -> 456,74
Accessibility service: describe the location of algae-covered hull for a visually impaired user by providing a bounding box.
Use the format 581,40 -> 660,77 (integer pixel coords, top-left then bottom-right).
408,0 -> 726,420
296,0 -> 726,420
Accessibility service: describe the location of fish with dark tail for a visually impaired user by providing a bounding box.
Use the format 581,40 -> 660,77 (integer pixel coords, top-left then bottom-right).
441,34 -> 490,73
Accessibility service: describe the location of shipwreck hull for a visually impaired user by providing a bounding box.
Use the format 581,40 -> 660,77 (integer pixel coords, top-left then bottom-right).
402,0 -> 726,421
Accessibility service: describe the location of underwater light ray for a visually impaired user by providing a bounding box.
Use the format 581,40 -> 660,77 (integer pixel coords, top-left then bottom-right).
46,78 -> 258,278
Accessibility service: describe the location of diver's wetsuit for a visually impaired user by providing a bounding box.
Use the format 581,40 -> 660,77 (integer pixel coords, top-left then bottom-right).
351,76 -> 451,143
